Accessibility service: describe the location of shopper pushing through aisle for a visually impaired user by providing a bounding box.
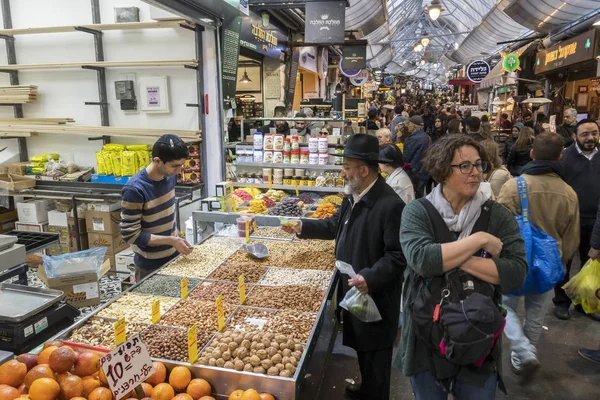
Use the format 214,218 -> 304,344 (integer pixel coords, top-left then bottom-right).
120,134 -> 193,283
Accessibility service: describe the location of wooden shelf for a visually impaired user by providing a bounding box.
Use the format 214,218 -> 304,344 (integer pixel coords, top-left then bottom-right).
0,124 -> 201,140
0,20 -> 194,36
234,162 -> 342,170
232,182 -> 343,194
0,59 -> 198,71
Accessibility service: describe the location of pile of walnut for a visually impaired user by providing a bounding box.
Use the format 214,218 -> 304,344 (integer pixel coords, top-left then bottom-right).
197,330 -> 304,377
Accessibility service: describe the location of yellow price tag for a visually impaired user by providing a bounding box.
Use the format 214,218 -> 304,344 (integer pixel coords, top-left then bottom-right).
232,196 -> 237,213
252,220 -> 258,232
151,300 -> 161,324
238,274 -> 246,305
188,324 -> 198,364
181,277 -> 189,299
216,295 -> 225,332
268,174 -> 273,190
114,318 -> 126,345
245,220 -> 250,244
295,184 -> 299,196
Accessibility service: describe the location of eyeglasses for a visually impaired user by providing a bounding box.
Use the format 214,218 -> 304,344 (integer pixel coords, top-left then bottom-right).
450,161 -> 487,174
320,131 -> 329,134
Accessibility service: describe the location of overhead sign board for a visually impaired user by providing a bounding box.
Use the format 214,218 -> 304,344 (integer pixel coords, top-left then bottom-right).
240,12 -> 288,60
342,44 -> 367,70
221,15 -> 242,102
535,29 -> 598,74
305,1 -> 345,44
350,70 -> 369,86
299,46 -> 318,73
466,60 -> 490,83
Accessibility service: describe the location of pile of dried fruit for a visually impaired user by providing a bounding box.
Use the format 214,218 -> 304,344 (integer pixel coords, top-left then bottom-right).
228,308 -> 316,342
97,293 -> 179,323
264,189 -> 287,201
266,198 -> 303,217
197,330 -> 304,377
250,227 -> 294,240
133,274 -> 202,298
69,318 -> 147,349
208,263 -> 267,283
247,199 -> 267,214
319,195 -> 344,205
245,285 -> 324,312
312,202 -> 337,219
298,193 -> 315,204
189,280 -> 253,304
141,325 -> 213,363
261,195 -> 276,208
233,189 -> 253,201
160,299 -> 234,331
161,239 -> 239,278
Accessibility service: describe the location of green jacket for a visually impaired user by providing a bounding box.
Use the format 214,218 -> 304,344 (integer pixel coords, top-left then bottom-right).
393,200 -> 527,389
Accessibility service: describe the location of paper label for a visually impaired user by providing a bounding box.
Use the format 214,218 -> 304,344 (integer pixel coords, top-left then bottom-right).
295,185 -> 299,196
239,274 -> 246,305
72,282 -> 99,299
268,175 -> 273,190
181,277 -> 189,299
92,218 -> 105,231
34,317 -> 48,334
216,295 -> 225,332
188,324 -> 198,364
151,300 -> 161,324
114,318 -> 126,345
100,334 -> 155,400
23,325 -> 34,338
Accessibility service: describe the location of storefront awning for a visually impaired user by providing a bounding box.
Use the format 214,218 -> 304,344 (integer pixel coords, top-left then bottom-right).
449,78 -> 476,86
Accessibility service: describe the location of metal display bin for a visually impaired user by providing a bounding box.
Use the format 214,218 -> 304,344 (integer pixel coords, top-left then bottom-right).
46,233 -> 339,399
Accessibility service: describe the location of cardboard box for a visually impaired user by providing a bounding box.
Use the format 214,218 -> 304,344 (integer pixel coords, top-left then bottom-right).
85,210 -> 121,234
47,226 -> 88,252
215,181 -> 233,198
0,174 -> 36,190
87,202 -> 121,212
180,171 -> 201,185
0,220 -> 16,233
88,232 -> 128,255
37,259 -> 111,308
15,221 -> 48,232
8,162 -> 28,176
48,210 -> 69,227
0,210 -> 17,223
115,248 -> 135,274
183,158 -> 201,172
16,199 -> 54,223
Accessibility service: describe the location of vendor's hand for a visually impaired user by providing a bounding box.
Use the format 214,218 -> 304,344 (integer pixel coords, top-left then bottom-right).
349,274 -> 368,295
281,220 -> 302,235
589,248 -> 600,260
476,232 -> 503,258
172,237 -> 193,255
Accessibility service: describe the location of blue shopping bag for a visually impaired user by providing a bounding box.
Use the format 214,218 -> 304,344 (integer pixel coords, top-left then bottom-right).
508,177 -> 564,295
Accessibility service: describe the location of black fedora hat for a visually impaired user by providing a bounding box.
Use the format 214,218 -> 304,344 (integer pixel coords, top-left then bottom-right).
343,134 -> 384,163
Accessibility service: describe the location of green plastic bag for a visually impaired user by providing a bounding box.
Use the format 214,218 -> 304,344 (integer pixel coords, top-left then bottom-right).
562,258 -> 600,314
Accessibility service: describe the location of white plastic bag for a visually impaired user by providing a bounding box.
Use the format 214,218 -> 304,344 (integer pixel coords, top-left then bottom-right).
336,260 -> 382,322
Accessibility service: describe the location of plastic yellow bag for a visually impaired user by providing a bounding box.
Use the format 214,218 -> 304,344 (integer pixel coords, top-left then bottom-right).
101,151 -> 114,175
126,144 -> 151,151
136,150 -> 151,170
95,151 -> 107,175
562,258 -> 600,314
103,143 -> 125,152
121,151 -> 138,176
109,152 -> 123,177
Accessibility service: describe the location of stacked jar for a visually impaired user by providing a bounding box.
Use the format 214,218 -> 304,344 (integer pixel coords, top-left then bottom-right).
263,132 -> 274,163
308,136 -> 319,165
253,132 -> 263,163
273,168 -> 284,184
318,135 -> 329,165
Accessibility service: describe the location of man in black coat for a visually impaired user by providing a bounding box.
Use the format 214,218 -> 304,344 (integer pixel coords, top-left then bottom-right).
281,134 -> 406,400
260,106 -> 290,135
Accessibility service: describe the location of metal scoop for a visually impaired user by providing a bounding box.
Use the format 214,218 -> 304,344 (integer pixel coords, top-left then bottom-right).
244,243 -> 269,259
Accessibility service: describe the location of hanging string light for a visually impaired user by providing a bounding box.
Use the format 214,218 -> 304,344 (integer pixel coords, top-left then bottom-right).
420,32 -> 430,47
425,0 -> 445,21
413,42 -> 424,52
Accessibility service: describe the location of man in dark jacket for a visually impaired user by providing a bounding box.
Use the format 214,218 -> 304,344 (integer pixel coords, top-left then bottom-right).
281,134 -> 406,400
556,108 -> 577,148
404,115 -> 430,197
260,106 -> 290,135
465,116 -> 485,141
554,119 -> 600,321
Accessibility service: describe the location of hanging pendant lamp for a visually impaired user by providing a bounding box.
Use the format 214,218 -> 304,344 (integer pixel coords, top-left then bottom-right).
240,69 -> 252,83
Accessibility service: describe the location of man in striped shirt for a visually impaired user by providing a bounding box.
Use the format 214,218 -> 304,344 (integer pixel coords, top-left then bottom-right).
120,134 -> 193,282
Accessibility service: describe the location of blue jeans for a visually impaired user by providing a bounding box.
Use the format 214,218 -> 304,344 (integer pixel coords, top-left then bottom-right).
502,290 -> 553,366
410,370 -> 498,400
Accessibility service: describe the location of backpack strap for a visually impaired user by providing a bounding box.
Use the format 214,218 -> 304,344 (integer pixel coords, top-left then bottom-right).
472,199 -> 494,234
417,198 -> 456,243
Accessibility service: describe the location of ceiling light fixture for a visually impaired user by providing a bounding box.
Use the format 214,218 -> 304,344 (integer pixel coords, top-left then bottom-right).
420,60 -> 426,65
425,0 -> 444,21
454,42 -> 459,50
413,42 -> 424,52
420,32 -> 430,47
239,69 -> 252,83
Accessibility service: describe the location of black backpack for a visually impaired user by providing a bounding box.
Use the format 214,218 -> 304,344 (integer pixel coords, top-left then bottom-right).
410,198 -> 506,367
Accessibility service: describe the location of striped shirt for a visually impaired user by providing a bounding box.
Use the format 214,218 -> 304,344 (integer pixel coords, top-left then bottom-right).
120,168 -> 178,269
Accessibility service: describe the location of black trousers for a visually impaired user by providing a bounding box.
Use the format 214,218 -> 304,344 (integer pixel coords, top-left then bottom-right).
355,347 -> 393,400
553,220 -> 594,308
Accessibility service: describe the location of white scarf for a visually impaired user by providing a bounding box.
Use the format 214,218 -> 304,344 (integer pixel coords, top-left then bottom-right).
426,184 -> 491,240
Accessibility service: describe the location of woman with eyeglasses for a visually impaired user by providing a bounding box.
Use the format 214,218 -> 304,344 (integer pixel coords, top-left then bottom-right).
394,134 -> 527,399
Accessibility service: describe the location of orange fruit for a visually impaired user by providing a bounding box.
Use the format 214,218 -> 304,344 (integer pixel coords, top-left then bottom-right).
43,341 -> 64,350
228,390 -> 244,400
59,375 -> 84,400
259,395 -> 275,400
88,387 -> 112,400
98,369 -> 108,386
186,379 -> 211,400
168,367 -> 191,391
140,383 -> 153,398
152,383 -> 174,400
0,360 -> 27,387
199,397 -> 216,400
145,362 -> 166,386
0,384 -> 20,400
173,395 -> 193,400
29,378 -> 60,400
16,355 -> 38,372
17,384 -> 27,395
241,390 -> 260,400
81,376 -> 101,398
24,365 -> 55,389
37,347 -> 58,366
73,353 -> 100,377
49,348 -> 76,374
69,398 -> 87,400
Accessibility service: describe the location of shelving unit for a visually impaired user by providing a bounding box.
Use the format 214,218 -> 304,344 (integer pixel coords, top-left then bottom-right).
0,124 -> 201,140
232,182 -> 343,193
234,162 -> 342,170
0,20 -> 193,36
0,59 -> 198,70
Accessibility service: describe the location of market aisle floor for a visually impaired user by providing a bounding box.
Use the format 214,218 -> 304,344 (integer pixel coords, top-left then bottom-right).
316,308 -> 600,400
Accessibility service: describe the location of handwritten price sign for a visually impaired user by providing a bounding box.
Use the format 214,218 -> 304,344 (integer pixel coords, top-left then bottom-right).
100,334 -> 155,400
